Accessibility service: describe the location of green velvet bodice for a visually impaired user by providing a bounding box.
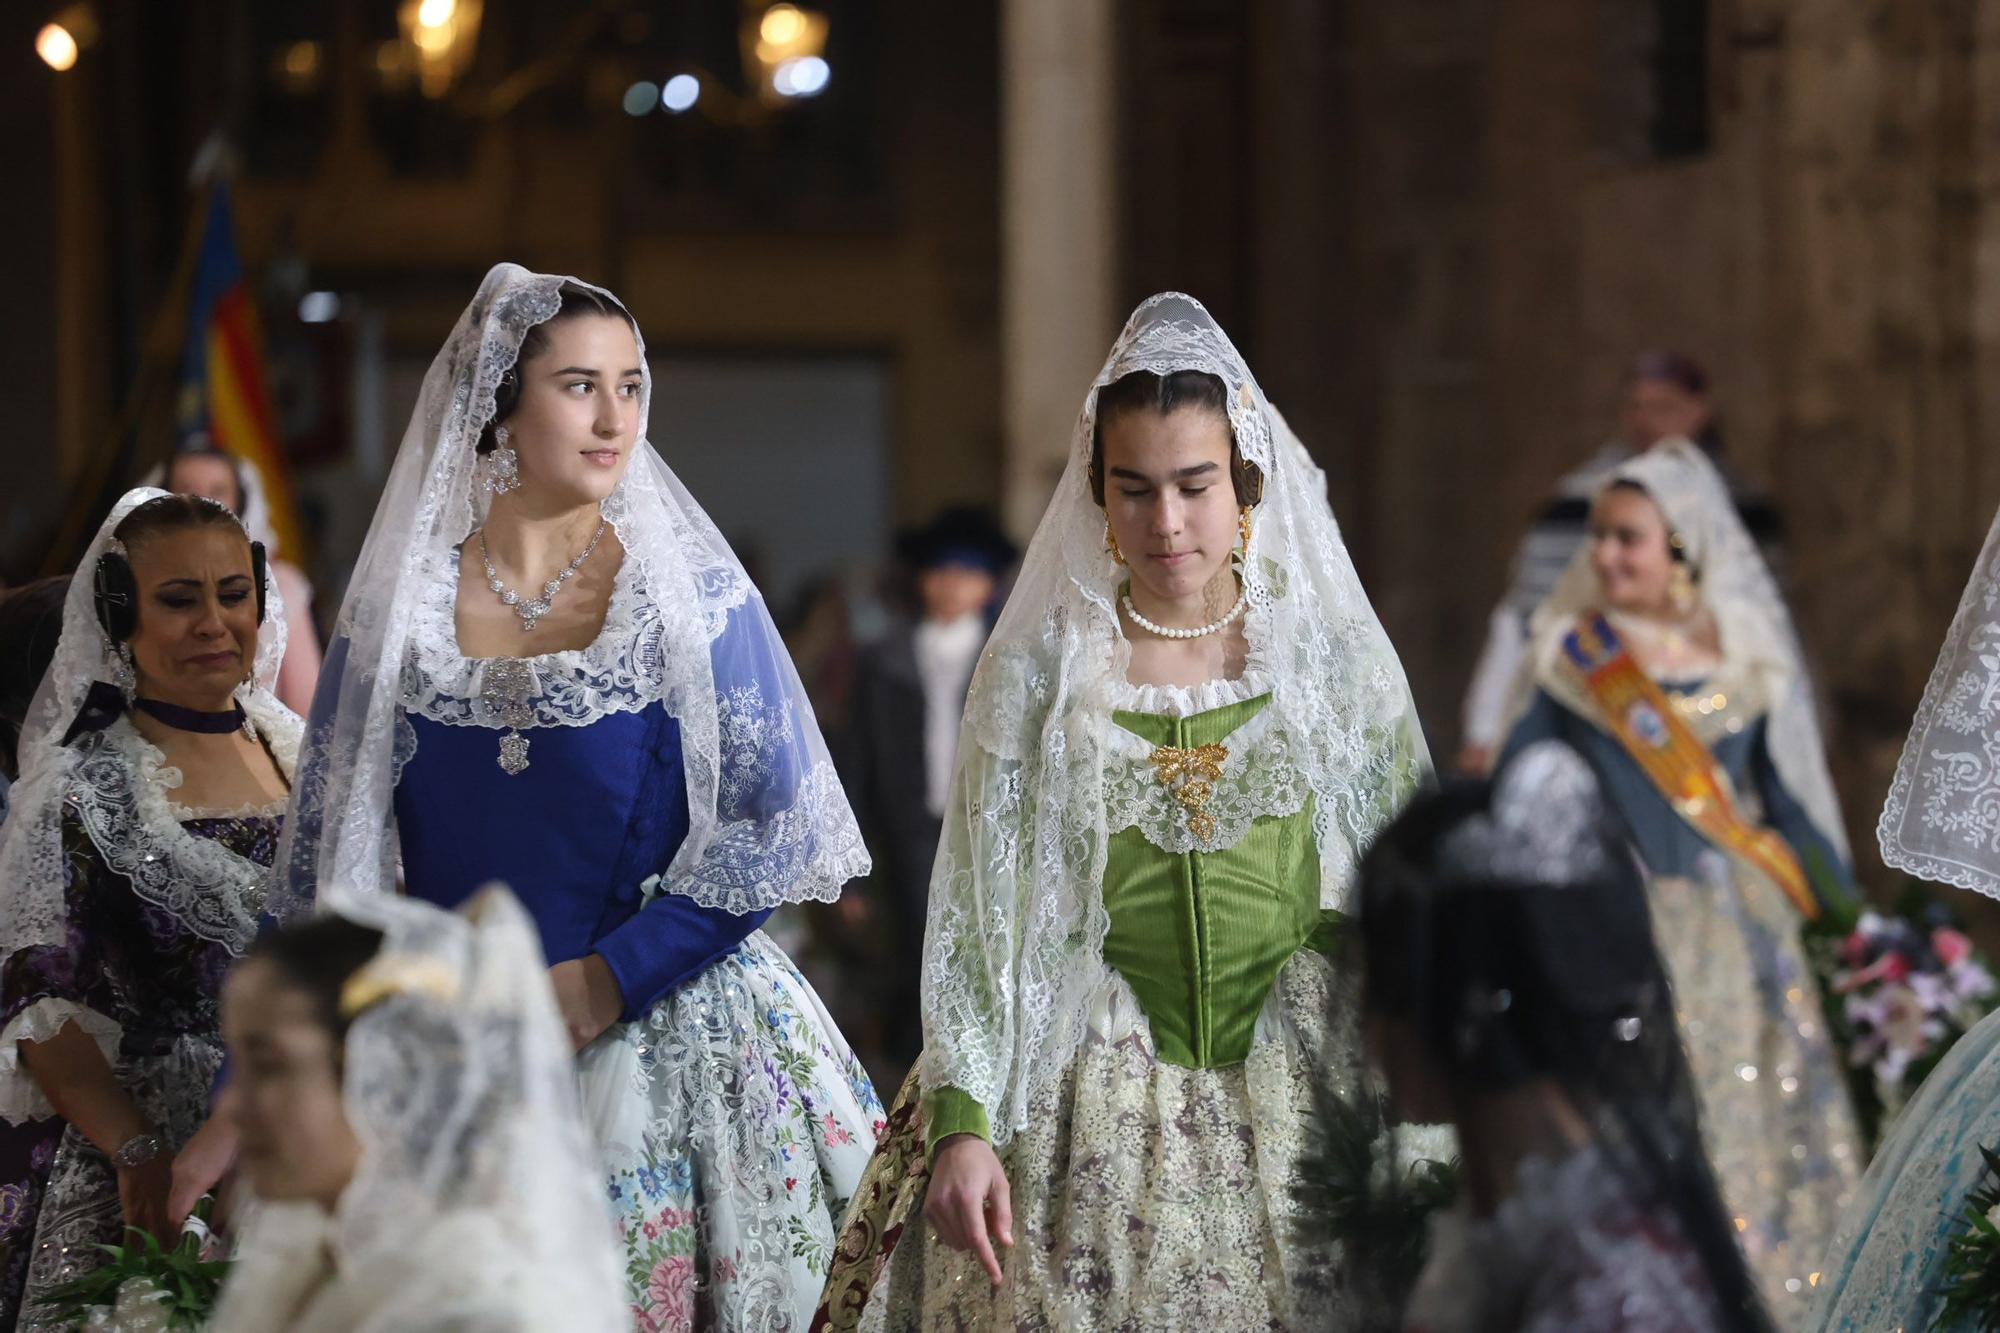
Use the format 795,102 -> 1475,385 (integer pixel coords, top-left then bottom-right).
924,691 -> 1332,1149
1100,692 -> 1328,1068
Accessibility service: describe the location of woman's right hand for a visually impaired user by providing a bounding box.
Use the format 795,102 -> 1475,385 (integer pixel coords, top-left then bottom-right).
116,1153 -> 175,1242
923,1134 -> 1012,1286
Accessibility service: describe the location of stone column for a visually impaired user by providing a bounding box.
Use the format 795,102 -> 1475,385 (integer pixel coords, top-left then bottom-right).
999,0 -> 1117,539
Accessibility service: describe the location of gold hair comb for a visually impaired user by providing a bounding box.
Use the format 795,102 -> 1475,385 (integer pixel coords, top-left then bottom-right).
338,953 -> 461,1020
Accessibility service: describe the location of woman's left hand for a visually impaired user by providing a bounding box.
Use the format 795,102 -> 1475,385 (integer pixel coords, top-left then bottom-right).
549,954 -> 625,1052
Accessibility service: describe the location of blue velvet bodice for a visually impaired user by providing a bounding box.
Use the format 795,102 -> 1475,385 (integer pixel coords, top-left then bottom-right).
394,699 -> 767,1020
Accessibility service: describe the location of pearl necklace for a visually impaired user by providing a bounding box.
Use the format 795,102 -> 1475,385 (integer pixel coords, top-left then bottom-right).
480,520 -> 608,632
1120,587 -> 1248,640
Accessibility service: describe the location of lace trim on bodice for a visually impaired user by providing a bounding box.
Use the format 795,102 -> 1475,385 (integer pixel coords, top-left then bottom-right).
1100,688 -> 1311,855
166,796 -> 292,822
400,537 -> 706,730
64,694 -> 298,958
1105,666 -> 1272,718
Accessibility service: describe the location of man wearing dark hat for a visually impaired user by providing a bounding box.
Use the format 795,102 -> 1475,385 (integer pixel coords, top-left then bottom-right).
847,506 -> 1016,1069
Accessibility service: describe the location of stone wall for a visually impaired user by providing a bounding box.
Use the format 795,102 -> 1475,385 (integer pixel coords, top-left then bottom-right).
1121,0 -> 2000,894
1542,0 -> 2000,880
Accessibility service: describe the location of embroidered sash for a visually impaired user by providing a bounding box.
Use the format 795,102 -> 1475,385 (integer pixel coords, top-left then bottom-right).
1564,612 -> 1818,919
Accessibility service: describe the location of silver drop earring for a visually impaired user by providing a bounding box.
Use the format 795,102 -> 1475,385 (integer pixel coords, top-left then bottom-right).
482,425 -> 521,496
108,642 -> 135,697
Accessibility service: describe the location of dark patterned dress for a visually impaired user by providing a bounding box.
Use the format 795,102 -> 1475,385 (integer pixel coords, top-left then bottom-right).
0,803 -> 280,1331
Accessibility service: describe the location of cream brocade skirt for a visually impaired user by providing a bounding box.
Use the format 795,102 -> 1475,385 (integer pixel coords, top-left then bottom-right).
856,950 -> 1371,1332
1647,863 -> 1862,1322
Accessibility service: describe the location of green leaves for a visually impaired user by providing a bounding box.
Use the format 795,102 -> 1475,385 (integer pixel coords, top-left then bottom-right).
1292,1084 -> 1458,1329
1935,1145 -> 2000,1330
35,1201 -> 231,1330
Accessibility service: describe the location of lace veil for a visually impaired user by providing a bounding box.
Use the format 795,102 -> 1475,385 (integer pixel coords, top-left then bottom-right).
1508,439 -> 1849,861
0,486 -> 293,965
274,262 -> 865,919
1876,504 -> 2000,895
919,292 -> 1431,1145
214,887 -> 626,1331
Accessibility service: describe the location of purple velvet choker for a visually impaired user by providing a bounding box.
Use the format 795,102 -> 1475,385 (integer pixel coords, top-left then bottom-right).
132,696 -> 246,734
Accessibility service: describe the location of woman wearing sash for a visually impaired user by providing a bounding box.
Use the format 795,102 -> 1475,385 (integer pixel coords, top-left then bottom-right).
812,293 -> 1431,1330
1495,439 -> 1861,1320
1809,503 -> 2000,1330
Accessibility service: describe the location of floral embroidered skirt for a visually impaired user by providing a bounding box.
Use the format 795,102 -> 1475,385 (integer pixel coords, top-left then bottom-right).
578,931 -> 884,1332
1647,865 -> 1862,1321
817,951 -> 1376,1332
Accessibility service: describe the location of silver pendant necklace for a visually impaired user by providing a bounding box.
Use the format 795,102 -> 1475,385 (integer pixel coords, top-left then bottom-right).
479,520 -> 608,632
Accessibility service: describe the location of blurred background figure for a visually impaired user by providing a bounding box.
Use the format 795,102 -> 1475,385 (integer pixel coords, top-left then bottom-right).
0,575 -> 71,1323
1457,353 -> 1781,778
0,578 -> 70,829
144,448 -> 323,715
1357,741 -> 1768,1333
1493,441 -> 1859,1319
844,505 -> 1015,1075
211,890 -> 628,1333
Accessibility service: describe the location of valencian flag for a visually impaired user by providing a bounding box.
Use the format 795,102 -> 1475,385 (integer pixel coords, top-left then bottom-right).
176,180 -> 304,559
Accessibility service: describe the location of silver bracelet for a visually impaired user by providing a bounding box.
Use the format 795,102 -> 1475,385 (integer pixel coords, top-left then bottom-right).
112,1132 -> 161,1169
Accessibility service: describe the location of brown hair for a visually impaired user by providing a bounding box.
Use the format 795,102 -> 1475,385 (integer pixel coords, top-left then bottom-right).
242,915 -> 388,1055
115,493 -> 251,552
1087,369 -> 1264,506
475,282 -> 638,455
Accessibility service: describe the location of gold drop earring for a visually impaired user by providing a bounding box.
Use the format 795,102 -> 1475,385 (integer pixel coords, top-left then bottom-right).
1105,518 -> 1127,567
1668,561 -> 1697,615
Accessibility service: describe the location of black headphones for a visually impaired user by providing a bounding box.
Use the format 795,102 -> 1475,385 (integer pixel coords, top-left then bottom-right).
93,540 -> 268,643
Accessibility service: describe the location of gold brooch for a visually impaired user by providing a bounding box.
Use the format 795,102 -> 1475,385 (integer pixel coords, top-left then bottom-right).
1149,742 -> 1228,842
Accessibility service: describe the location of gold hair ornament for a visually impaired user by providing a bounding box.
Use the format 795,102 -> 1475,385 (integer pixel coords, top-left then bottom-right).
338,953 -> 462,1020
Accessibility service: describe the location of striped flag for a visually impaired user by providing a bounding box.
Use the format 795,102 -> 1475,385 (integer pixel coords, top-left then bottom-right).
176,180 -> 304,559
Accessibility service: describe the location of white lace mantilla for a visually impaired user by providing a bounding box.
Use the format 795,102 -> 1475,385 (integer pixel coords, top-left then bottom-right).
0,487 -> 298,972
680,758 -> 865,911
283,266 -> 866,924
400,540 -> 704,731
917,294 -> 1431,1148
58,695 -> 296,960
1102,681 -> 1313,856
1879,503 -> 2000,897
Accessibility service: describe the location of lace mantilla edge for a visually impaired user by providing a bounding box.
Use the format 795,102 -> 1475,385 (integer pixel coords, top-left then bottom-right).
62,697 -> 296,958
1877,575 -> 2000,896
399,539 -> 704,732
672,758 -> 869,912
